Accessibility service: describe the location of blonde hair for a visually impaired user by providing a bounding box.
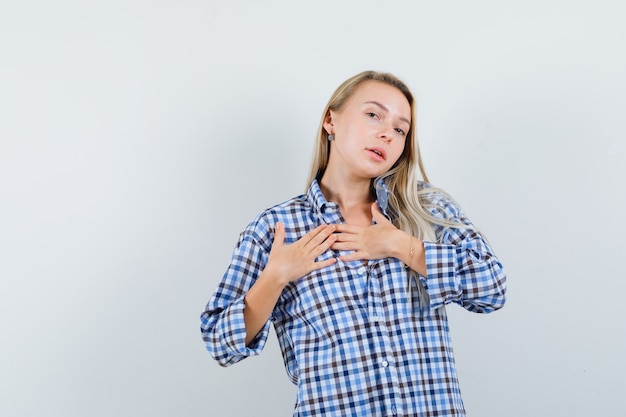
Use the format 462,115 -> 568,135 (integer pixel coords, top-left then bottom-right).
307,70 -> 468,306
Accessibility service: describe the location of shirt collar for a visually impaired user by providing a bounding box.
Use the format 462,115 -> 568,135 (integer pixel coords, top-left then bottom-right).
307,179 -> 332,215
307,177 -> 391,218
373,177 -> 391,217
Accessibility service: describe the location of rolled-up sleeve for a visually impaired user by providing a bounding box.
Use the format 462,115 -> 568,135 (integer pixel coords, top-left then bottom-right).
200,225 -> 273,366
420,193 -> 507,313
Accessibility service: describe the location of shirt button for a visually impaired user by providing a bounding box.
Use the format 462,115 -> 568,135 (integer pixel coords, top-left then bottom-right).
381,360 -> 389,367
357,267 -> 366,275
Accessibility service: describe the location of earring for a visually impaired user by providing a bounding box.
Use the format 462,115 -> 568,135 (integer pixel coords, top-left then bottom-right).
328,134 -> 334,141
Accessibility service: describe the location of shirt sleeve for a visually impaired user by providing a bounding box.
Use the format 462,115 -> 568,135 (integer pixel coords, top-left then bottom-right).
200,223 -> 273,367
420,192 -> 507,313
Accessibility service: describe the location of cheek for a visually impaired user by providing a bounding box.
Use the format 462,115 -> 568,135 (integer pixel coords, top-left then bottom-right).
390,141 -> 406,161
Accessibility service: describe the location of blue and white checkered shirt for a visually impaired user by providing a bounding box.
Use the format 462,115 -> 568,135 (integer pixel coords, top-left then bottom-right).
201,179 -> 506,416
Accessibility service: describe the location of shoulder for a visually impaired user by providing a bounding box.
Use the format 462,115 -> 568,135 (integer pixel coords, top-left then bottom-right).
416,181 -> 466,222
239,193 -> 310,250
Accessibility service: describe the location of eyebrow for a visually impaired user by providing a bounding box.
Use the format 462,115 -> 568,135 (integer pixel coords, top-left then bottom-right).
365,101 -> 411,126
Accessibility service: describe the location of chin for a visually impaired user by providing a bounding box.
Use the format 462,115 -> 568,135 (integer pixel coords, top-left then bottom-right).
356,162 -> 393,180
363,169 -> 390,180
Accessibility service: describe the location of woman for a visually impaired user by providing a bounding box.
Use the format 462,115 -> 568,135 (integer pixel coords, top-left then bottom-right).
200,70 -> 506,416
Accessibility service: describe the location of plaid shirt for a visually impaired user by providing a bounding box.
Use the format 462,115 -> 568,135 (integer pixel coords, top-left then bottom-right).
201,179 -> 506,416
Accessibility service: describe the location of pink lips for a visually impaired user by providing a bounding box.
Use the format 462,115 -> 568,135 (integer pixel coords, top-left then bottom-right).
366,147 -> 386,161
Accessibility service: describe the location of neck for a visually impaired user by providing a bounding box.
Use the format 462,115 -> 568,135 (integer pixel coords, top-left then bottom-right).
319,173 -> 374,211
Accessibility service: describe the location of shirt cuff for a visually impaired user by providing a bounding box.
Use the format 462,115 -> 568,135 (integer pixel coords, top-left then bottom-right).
422,241 -> 460,309
218,295 -> 271,358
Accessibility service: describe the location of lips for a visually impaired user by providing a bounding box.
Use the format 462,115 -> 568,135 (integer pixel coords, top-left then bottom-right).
366,147 -> 386,161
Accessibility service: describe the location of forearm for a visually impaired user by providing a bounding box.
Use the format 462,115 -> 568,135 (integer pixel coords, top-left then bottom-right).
243,265 -> 285,346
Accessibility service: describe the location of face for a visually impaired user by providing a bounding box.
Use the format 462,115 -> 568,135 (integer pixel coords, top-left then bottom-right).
324,80 -> 411,181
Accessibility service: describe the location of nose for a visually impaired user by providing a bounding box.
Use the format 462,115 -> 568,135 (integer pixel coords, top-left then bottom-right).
377,122 -> 394,144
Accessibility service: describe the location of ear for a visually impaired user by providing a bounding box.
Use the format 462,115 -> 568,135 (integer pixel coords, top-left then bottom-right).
323,110 -> 335,135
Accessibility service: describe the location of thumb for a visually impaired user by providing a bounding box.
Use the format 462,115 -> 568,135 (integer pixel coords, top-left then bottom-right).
273,222 -> 285,246
371,202 -> 389,224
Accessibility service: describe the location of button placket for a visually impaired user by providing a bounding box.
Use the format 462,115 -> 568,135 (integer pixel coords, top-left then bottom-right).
368,263 -> 382,322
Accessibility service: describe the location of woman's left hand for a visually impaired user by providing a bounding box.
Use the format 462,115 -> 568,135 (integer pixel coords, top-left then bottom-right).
331,203 -> 403,262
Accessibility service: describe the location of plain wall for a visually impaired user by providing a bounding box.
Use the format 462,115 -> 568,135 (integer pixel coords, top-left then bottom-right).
1,0 -> 624,416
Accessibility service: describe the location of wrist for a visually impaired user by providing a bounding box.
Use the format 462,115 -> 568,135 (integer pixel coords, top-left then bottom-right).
389,229 -> 409,260
260,262 -> 291,290
390,231 -> 426,275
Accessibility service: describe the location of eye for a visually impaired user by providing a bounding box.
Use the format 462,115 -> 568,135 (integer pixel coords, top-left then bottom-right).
366,112 -> 379,119
395,127 -> 406,136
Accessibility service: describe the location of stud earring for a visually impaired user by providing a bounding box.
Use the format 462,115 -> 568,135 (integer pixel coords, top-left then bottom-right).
328,134 -> 334,141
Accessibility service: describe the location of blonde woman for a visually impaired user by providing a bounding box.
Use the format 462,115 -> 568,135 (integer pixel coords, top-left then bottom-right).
200,71 -> 507,416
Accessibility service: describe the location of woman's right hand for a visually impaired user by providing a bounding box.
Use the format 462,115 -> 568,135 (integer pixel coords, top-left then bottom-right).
265,222 -> 338,286
242,222 -> 337,345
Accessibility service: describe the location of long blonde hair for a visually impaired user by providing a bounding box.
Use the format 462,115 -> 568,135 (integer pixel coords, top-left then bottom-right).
306,70 -> 466,306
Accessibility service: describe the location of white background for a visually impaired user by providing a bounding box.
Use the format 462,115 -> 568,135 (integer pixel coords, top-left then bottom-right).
1,1 -> 624,416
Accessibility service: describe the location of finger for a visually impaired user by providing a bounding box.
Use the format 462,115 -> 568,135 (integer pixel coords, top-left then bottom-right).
305,224 -> 336,248
273,222 -> 285,246
311,257 -> 337,271
332,232 -> 358,242
331,241 -> 358,252
311,233 -> 337,256
338,252 -> 366,262
334,223 -> 362,234
371,202 -> 389,225
300,224 -> 332,245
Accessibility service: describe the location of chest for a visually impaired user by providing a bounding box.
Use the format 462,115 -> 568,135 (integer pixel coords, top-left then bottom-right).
273,256 -> 420,338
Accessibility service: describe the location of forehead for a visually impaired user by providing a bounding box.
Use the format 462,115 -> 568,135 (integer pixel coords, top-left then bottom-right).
348,81 -> 411,115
